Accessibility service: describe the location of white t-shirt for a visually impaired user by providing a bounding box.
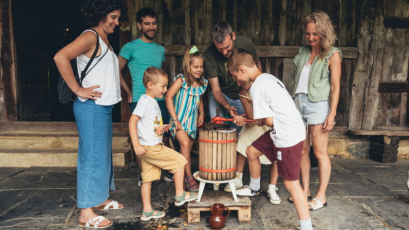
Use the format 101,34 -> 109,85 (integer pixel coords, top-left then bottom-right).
250,73 -> 306,148
295,63 -> 311,94
133,95 -> 163,146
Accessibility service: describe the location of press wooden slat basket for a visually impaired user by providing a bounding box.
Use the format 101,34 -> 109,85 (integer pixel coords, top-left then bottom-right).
198,129 -> 237,181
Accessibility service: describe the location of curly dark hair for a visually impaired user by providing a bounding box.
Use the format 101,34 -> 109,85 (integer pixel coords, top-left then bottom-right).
81,0 -> 124,27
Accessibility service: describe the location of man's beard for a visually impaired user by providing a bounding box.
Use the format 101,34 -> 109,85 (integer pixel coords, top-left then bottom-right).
143,29 -> 156,40
224,49 -> 234,58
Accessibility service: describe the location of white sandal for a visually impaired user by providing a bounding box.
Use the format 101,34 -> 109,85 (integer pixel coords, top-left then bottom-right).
79,216 -> 112,229
309,198 -> 327,211
93,200 -> 124,210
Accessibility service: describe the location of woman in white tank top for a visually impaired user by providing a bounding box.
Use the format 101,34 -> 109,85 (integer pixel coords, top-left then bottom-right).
54,0 -> 130,228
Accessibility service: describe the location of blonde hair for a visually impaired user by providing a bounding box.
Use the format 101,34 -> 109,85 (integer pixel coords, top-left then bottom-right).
305,11 -> 337,59
143,67 -> 168,87
227,49 -> 258,72
183,47 -> 205,86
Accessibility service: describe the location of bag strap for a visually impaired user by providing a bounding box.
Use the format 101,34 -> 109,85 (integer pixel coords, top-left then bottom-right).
79,29 -> 100,83
85,45 -> 109,76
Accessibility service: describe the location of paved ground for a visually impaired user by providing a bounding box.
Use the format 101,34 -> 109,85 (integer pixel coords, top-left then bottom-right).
0,157 -> 408,230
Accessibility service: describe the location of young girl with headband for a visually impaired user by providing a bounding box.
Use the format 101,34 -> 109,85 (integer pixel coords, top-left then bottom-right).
165,46 -> 208,192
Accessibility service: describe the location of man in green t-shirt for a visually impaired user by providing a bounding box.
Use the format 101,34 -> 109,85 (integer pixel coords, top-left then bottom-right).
118,8 -> 173,186
204,21 -> 258,126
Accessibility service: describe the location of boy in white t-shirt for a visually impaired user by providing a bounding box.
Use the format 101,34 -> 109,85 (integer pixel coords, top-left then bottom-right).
129,67 -> 198,221
227,50 -> 313,230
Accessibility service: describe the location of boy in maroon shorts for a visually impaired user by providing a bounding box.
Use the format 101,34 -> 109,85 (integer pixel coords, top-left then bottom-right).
228,49 -> 312,230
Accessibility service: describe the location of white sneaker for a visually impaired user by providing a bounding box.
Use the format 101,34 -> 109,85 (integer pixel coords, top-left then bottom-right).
235,186 -> 262,197
224,176 -> 243,192
267,187 -> 281,204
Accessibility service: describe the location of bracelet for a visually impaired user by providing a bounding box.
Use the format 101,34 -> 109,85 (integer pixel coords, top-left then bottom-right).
199,113 -> 205,116
172,118 -> 179,121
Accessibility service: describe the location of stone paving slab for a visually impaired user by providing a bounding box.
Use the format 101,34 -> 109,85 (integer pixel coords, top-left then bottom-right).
352,197 -> 409,230
0,158 -> 408,229
0,168 -> 26,180
0,172 -> 77,190
329,181 -> 394,197
20,167 -> 77,174
359,173 -> 409,191
0,190 -> 38,215
253,197 -> 390,230
0,189 -> 76,228
333,159 -> 409,175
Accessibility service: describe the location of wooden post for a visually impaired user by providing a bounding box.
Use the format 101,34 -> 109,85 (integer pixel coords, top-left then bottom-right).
188,209 -> 200,224
238,206 -> 251,223
0,0 -> 17,121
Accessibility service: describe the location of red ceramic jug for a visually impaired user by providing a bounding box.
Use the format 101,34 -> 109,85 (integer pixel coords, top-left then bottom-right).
209,203 -> 230,230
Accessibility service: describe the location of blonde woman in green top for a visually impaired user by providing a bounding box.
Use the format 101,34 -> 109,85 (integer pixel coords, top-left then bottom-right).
290,11 -> 342,211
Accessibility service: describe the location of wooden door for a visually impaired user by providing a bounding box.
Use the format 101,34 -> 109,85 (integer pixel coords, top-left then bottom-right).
12,0 -> 50,121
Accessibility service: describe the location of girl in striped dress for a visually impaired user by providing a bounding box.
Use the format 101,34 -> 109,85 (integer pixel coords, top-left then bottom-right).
165,46 -> 208,192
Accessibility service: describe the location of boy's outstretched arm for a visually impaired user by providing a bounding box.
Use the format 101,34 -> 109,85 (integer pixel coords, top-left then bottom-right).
129,115 -> 146,155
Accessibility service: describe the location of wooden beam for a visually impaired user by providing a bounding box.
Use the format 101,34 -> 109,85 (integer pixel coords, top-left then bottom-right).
349,129 -> 409,137
378,82 -> 408,93
165,45 -> 359,58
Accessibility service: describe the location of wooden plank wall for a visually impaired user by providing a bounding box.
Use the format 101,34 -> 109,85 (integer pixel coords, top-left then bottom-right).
349,0 -> 409,130
0,0 -> 17,122
121,0 -> 408,129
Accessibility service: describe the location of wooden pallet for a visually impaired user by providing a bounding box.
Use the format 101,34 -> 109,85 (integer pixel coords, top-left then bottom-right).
187,190 -> 251,224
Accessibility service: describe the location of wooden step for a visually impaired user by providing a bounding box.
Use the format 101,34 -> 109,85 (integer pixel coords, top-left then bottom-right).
0,133 -> 129,150
0,122 -> 129,135
0,148 -> 131,167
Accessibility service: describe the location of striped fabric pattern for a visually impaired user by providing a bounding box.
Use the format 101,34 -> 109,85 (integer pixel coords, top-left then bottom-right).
169,74 -> 208,139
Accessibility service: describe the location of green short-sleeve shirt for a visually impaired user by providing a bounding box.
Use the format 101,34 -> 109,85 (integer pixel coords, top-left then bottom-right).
119,39 -> 165,102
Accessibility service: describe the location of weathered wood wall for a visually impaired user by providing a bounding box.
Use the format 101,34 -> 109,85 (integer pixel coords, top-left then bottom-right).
349,0 -> 409,130
0,0 -> 17,122
120,0 -> 409,130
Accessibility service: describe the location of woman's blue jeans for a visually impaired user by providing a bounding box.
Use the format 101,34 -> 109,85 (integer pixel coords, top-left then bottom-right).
74,99 -> 115,208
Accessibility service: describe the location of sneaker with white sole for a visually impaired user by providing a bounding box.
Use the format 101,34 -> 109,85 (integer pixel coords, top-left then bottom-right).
235,186 -> 262,197
138,177 -> 153,188
267,187 -> 281,204
138,177 -> 143,187
164,171 -> 174,182
224,177 -> 243,192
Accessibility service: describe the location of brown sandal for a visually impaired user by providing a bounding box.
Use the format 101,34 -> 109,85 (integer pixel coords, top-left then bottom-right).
185,176 -> 199,192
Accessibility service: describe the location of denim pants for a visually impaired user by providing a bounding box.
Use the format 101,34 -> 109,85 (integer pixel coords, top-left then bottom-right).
209,91 -> 245,133
74,99 -> 115,208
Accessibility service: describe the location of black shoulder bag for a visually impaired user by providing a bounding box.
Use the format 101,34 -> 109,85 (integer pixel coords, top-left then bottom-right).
57,29 -> 108,106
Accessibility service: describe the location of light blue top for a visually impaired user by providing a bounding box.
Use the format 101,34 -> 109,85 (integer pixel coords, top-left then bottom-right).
119,39 -> 165,102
